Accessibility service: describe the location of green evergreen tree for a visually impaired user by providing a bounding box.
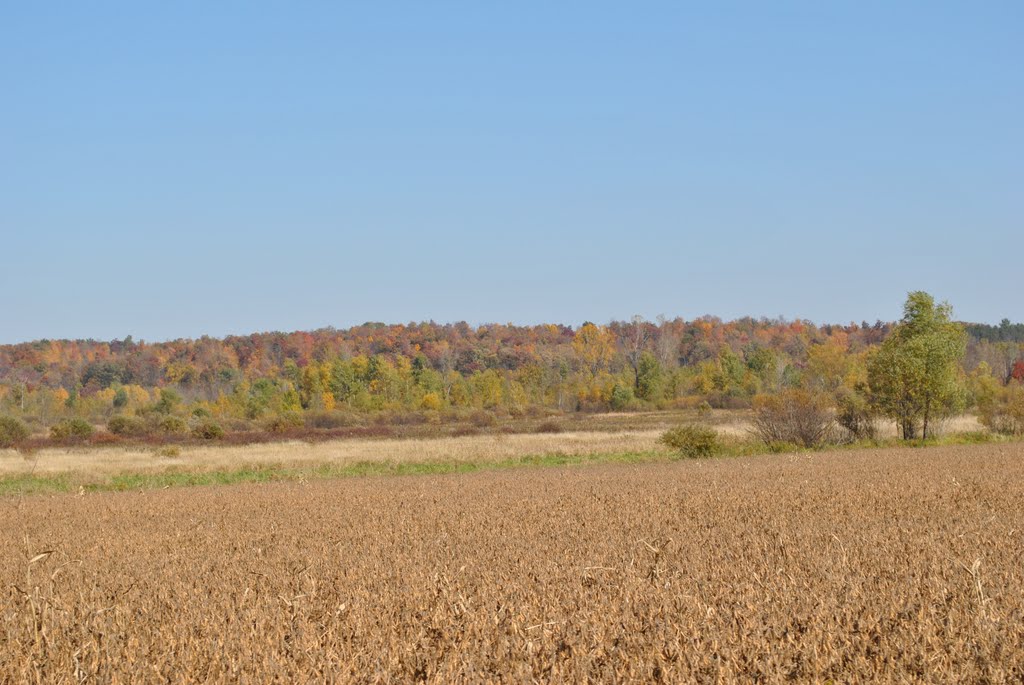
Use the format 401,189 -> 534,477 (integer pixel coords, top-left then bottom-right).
636,352 -> 664,401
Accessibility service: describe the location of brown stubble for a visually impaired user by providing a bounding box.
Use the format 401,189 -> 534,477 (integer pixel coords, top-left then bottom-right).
1,443 -> 1022,682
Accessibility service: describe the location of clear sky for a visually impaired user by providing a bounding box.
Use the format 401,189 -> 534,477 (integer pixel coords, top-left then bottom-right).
2,2 -> 1021,344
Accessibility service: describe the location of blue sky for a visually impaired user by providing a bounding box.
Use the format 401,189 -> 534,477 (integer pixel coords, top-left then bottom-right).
2,2 -> 1021,343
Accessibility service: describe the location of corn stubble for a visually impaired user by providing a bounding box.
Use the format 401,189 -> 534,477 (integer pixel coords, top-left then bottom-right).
2,444 -> 1023,682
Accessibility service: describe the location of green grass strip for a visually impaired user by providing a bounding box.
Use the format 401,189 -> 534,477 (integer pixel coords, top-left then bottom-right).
1,430 -> 1017,498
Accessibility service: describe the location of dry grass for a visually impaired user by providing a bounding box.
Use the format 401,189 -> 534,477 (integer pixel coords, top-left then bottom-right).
2,443 -> 1023,682
0,413 -> 989,481
0,430 -> 670,477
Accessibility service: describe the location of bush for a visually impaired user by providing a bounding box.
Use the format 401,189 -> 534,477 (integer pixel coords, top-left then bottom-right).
107,415 -> 144,436
660,424 -> 720,458
191,420 -> 224,440
534,420 -> 563,434
469,410 -> 497,428
956,431 -> 997,445
420,392 -> 443,411
265,412 -> 304,434
609,384 -> 636,411
752,390 -> 835,448
374,411 -> 429,426
524,405 -> 553,419
158,416 -> 188,434
90,431 -> 121,446
50,418 -> 95,442
222,418 -> 253,433
153,389 -> 182,415
835,388 -> 878,441
305,411 -> 362,430
0,416 -> 30,448
696,400 -> 713,419
420,410 -> 442,426
704,393 -> 753,410
979,384 -> 1024,435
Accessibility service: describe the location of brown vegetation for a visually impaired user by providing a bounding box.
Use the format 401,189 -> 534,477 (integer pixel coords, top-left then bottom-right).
2,444 -> 1022,681
0,429 -> 670,479
752,389 -> 836,448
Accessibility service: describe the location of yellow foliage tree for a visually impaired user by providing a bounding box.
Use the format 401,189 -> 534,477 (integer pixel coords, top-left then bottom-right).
805,342 -> 855,393
420,392 -> 443,411
53,387 -> 71,406
573,323 -> 615,375
95,388 -> 117,406
321,391 -> 336,411
474,370 -> 504,409
124,385 -> 151,408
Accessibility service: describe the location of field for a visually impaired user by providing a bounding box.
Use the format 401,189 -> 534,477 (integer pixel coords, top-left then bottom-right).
2,442 -> 1022,682
0,411 -> 985,493
0,428 -> 669,479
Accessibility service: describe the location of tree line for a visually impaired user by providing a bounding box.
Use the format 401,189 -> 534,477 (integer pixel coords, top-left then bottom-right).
0,293 -> 1022,445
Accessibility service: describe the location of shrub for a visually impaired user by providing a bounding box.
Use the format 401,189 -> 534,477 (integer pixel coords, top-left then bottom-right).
108,413 -> 143,436
107,415 -> 144,436
222,418 -> 253,433
50,418 -> 95,442
305,411 -> 361,430
835,388 -> 878,441
534,420 -> 563,434
979,384 -> 1024,435
420,410 -> 442,426
420,392 -> 443,411
158,416 -> 188,434
191,420 -> 224,440
696,401 -> 713,419
469,410 -> 497,428
377,411 -> 429,426
609,384 -> 636,411
155,445 -> 181,458
660,424 -> 720,458
524,405 -> 552,419
90,431 -> 121,446
0,416 -> 30,448
153,389 -> 182,415
956,431 -> 997,445
704,393 -> 753,410
752,390 -> 835,448
266,412 -> 304,434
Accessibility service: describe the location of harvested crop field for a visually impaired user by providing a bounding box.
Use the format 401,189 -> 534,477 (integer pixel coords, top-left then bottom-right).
2,444 -> 1023,682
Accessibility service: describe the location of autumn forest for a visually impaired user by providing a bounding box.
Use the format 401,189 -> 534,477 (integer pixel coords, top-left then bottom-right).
1,304 -> 1023,446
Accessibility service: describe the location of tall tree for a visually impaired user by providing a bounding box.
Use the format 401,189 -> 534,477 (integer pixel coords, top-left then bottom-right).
572,323 -> 615,376
617,315 -> 651,391
868,292 -> 966,439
